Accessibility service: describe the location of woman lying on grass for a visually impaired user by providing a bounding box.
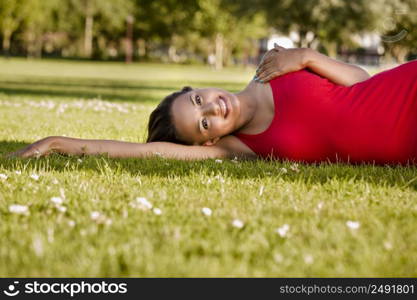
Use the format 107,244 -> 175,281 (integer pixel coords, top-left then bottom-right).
7,44 -> 417,165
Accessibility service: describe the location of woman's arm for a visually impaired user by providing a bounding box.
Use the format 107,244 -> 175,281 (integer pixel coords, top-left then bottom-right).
304,48 -> 370,86
6,135 -> 255,160
256,46 -> 370,86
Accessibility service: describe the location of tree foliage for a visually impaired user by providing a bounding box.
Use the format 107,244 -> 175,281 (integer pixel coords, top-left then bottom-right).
0,0 -> 415,63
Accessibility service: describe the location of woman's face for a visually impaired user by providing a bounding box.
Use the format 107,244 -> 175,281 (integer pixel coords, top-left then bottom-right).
171,88 -> 241,145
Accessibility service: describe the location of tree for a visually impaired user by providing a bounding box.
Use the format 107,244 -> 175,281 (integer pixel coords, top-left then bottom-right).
192,0 -> 266,68
19,0 -> 60,58
260,0 -> 379,57
131,0 -> 200,61
381,0 -> 417,62
0,0 -> 26,55
70,0 -> 133,58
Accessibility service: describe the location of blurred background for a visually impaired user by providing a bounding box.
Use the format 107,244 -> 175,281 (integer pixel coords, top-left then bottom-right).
0,0 -> 416,68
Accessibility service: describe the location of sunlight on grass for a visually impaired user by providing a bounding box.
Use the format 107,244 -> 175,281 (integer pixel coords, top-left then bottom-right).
0,58 -> 416,277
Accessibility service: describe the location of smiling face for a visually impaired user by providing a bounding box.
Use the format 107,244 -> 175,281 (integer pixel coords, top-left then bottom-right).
171,88 -> 241,145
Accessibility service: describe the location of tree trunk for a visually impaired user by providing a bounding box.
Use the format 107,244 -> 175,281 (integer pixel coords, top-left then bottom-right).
391,45 -> 408,63
167,44 -> 176,62
326,42 -> 337,58
215,33 -> 223,70
2,30 -> 11,57
137,39 -> 146,58
35,35 -> 43,58
300,32 -> 306,48
84,14 -> 93,58
125,15 -> 134,63
26,31 -> 35,58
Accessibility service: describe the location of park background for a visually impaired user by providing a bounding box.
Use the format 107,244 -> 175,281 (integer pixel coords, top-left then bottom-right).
0,0 -> 416,277
1,0 -> 416,66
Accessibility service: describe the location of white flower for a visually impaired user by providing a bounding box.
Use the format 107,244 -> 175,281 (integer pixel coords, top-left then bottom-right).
232,219 -> 244,229
274,253 -> 284,263
201,207 -> 212,216
214,174 -> 225,183
304,254 -> 314,265
50,196 -> 63,205
215,159 -> 223,163
77,158 -> 83,163
57,206 -> 67,213
33,149 -> 41,158
15,170 -> 21,175
9,204 -> 29,215
153,208 -> 162,215
90,211 -> 112,225
383,241 -> 393,250
30,173 -> 39,181
52,178 -> 59,185
276,224 -> 290,237
290,163 -> 300,172
259,185 -> 265,196
317,202 -> 324,210
67,220 -> 76,227
131,197 -> 153,211
346,220 -> 360,230
0,173 -> 8,180
280,167 -> 288,174
32,236 -> 44,257
90,211 -> 101,220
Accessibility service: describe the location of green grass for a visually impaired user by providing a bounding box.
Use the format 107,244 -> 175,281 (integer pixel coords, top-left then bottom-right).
0,58 -> 416,277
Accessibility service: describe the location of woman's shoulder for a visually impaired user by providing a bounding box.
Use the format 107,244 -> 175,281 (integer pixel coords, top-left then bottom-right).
216,135 -> 257,159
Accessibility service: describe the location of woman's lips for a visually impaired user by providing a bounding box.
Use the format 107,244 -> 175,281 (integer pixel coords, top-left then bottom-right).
219,96 -> 229,118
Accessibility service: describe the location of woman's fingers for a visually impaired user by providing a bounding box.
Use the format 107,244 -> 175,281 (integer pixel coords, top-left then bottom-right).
274,43 -> 286,51
257,70 -> 282,83
255,45 -> 286,82
256,60 -> 275,78
258,44 -> 284,69
256,54 -> 278,76
5,137 -> 55,159
6,146 -> 41,158
257,62 -> 279,80
259,49 -> 277,64
8,149 -> 26,158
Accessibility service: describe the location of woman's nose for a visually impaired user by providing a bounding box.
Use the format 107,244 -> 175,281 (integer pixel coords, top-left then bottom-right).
202,102 -> 220,116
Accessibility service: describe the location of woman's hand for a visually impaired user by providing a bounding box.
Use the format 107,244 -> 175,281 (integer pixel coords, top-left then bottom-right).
5,136 -> 59,158
255,44 -> 310,83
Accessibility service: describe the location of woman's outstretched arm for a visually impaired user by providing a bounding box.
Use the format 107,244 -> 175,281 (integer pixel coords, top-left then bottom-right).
6,135 -> 255,160
256,45 -> 370,86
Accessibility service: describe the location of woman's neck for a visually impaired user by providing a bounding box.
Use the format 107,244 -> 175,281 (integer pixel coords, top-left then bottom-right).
233,80 -> 262,133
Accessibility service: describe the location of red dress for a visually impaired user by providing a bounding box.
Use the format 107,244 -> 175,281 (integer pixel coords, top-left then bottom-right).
234,60 -> 417,165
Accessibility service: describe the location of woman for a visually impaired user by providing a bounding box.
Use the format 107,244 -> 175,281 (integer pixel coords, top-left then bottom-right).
6,45 -> 417,165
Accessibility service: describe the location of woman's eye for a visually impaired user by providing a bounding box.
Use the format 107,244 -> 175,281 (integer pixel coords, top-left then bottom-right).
195,95 -> 202,105
202,118 -> 208,130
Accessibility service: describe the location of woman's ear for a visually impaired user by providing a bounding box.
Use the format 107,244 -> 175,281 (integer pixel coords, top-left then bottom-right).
203,137 -> 220,146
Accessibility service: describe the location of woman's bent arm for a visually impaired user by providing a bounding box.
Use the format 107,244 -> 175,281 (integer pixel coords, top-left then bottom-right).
6,136 -> 249,160
256,47 -> 371,86
304,48 -> 371,86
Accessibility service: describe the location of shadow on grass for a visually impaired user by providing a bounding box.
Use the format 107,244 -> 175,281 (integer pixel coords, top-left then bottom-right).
0,77 -> 245,103
0,80 -> 171,103
2,140 -> 417,190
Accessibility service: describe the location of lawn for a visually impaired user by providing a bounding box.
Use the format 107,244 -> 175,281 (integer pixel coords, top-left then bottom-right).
0,58 -> 416,277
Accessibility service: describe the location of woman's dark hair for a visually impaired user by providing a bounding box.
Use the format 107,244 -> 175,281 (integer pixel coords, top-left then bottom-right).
146,86 -> 193,144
